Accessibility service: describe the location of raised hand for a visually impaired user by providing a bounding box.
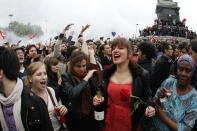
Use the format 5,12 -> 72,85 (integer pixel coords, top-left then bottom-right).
81,24 -> 90,33
64,23 -> 74,31
83,69 -> 97,81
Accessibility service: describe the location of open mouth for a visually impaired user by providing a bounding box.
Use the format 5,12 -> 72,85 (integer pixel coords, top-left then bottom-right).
19,58 -> 24,61
113,54 -> 121,59
40,81 -> 47,87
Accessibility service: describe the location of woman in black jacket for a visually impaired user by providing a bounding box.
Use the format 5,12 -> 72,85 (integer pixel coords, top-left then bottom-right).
61,51 -> 99,131
93,37 -> 155,131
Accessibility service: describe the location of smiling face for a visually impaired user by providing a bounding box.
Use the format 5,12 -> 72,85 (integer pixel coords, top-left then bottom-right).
29,65 -> 47,90
112,44 -> 130,65
177,61 -> 193,88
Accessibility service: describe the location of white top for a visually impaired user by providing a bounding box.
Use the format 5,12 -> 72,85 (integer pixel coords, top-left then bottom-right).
47,87 -> 61,131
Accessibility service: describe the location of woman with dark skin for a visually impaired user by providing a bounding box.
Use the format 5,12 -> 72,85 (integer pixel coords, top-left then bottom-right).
153,55 -> 197,131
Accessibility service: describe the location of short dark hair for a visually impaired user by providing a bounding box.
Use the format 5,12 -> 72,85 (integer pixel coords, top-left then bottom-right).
26,44 -> 37,54
0,46 -> 20,80
162,42 -> 171,53
191,39 -> 197,53
138,42 -> 156,59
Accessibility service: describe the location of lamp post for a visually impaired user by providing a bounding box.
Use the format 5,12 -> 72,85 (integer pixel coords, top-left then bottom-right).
8,14 -> 13,23
135,24 -> 139,39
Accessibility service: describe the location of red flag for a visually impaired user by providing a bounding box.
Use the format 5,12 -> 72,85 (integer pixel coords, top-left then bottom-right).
29,34 -> 37,39
0,31 -> 7,39
182,18 -> 186,23
150,35 -> 157,43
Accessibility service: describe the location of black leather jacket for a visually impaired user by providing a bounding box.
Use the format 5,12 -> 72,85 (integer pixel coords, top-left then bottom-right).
60,72 -> 98,131
0,88 -> 53,131
60,72 -> 98,116
151,55 -> 173,96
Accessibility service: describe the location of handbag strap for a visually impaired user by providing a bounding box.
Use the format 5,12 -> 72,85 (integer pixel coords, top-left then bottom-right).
46,88 -> 56,107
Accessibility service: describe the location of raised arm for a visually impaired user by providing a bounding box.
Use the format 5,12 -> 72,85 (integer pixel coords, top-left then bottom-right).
53,24 -> 74,58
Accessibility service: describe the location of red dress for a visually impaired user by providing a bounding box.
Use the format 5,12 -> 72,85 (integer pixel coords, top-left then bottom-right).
103,82 -> 132,131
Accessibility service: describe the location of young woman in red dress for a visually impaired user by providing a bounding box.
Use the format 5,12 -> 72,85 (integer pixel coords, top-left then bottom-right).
93,37 -> 155,131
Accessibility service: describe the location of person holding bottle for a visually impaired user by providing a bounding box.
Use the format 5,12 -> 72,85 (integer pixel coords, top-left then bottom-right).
93,37 -> 155,131
26,62 -> 68,131
60,51 -> 100,131
153,55 -> 197,131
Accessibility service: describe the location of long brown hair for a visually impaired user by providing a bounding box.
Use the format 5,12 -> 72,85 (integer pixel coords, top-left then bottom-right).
69,51 -> 88,78
44,57 -> 59,84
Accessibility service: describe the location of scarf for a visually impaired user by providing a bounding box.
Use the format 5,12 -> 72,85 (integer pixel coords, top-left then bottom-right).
70,69 -> 93,117
0,78 -> 25,131
178,54 -> 196,72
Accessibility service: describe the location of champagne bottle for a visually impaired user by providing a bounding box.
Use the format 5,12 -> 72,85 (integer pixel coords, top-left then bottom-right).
94,87 -> 104,121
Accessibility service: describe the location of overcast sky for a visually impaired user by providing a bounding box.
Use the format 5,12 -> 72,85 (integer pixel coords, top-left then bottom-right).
0,0 -> 196,41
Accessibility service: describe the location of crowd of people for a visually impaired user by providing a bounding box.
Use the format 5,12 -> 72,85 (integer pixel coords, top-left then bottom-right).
0,23 -> 197,131
140,19 -> 197,39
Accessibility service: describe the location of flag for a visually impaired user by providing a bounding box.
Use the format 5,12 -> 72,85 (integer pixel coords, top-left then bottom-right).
0,31 -> 7,39
29,34 -> 37,39
150,35 -> 157,43
111,32 -> 116,37
181,18 -> 186,23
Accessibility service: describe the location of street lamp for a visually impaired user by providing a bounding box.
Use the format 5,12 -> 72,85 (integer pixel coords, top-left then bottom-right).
8,14 -> 13,23
135,24 -> 139,39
